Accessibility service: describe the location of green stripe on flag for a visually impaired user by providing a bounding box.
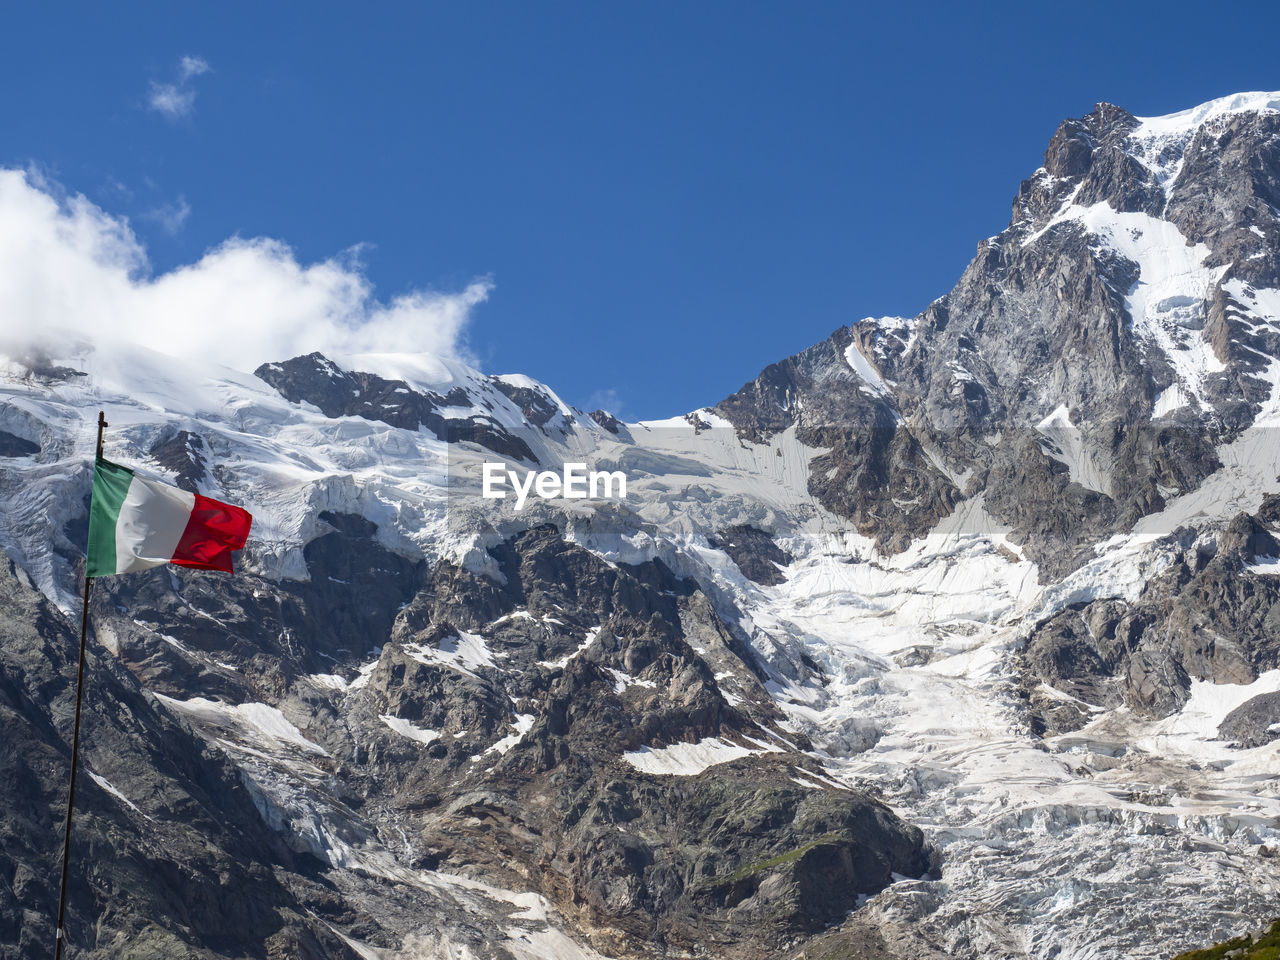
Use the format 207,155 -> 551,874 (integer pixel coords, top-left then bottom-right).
86,457 -> 134,577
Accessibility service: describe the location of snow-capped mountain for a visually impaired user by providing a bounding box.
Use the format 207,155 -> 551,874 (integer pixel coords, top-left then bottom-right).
4,91 -> 1280,960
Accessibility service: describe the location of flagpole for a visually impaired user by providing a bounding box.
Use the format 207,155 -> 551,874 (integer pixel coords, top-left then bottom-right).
53,410 -> 105,960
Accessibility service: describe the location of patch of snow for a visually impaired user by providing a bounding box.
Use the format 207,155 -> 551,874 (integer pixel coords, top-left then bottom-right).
537,627 -> 601,669
156,695 -> 328,755
608,668 -> 657,694
1152,383 -> 1189,418
404,630 -> 498,677
622,737 -> 762,776
1148,669 -> 1280,748
309,672 -> 351,691
485,714 -> 535,756
87,772 -> 144,816
380,715 -> 442,745
843,341 -> 891,396
346,653 -> 383,693
1035,404 -> 1109,494
491,609 -> 534,624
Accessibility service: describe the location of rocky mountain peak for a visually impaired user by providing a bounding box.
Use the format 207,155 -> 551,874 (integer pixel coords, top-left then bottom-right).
1042,101 -> 1139,179
705,92 -> 1280,575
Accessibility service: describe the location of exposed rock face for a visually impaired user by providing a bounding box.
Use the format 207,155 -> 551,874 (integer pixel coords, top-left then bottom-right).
714,329 -> 960,553
148,429 -> 209,493
254,352 -> 540,462
709,524 -> 792,585
491,378 -> 562,428
0,559 -> 356,960
11,353 -> 87,382
588,409 -> 622,434
1163,109 -> 1280,289
1219,692 -> 1280,748
0,429 -> 38,457
1020,510 -> 1280,730
1018,601 -> 1128,735
330,526 -> 927,956
711,99 -> 1280,580
91,510 -> 422,704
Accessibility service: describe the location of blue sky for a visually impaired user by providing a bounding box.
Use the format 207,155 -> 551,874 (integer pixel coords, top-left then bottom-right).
3,1 -> 1278,418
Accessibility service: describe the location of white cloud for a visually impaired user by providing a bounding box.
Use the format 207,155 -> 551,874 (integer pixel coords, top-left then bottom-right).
0,169 -> 489,373
148,81 -> 196,120
179,56 -> 211,81
148,55 -> 211,120
142,195 -> 191,234
585,388 -> 625,417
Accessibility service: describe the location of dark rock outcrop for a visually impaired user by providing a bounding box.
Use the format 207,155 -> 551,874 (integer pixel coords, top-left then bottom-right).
710,524 -> 793,585
147,429 -> 209,493
492,378 -> 561,428
588,409 -> 622,434
714,328 -> 960,553
254,352 -> 538,462
1219,692 -> 1280,748
93,510 -> 424,704
0,559 -> 356,960
0,429 -> 38,457
1021,510 -> 1280,728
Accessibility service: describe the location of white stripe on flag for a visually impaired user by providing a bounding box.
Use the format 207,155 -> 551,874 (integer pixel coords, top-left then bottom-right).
114,474 -> 197,573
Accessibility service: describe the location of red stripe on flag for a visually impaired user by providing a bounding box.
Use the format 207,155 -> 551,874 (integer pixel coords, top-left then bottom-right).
170,494 -> 253,573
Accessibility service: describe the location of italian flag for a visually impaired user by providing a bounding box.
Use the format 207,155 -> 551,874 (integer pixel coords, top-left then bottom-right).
86,458 -> 253,577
